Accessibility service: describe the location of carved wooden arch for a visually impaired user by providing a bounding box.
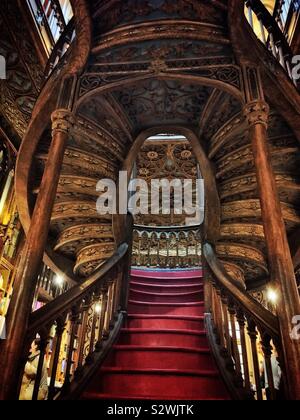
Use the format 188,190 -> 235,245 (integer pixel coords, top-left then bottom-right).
113,126 -> 221,246
15,0 -> 92,279
75,72 -> 244,112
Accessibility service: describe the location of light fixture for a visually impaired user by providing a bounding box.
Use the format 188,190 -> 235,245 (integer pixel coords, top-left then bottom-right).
54,275 -> 64,288
267,288 -> 278,304
95,303 -> 102,314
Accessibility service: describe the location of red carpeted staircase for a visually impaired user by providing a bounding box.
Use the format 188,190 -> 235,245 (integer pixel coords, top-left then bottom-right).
82,269 -> 230,400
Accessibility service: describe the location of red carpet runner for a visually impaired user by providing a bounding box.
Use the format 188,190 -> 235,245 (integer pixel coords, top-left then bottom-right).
82,269 -> 230,400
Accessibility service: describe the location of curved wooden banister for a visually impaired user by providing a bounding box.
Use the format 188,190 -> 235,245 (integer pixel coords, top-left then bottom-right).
203,242 -> 279,337
203,242 -> 285,400
17,242 -> 130,400
28,243 -> 128,335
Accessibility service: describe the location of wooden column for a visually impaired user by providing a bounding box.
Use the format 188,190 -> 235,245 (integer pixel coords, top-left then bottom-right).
244,100 -> 300,400
0,109 -> 74,400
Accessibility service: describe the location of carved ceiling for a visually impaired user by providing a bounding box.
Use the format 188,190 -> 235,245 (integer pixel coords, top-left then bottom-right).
90,0 -> 228,36
7,0 -> 300,290
0,0 -> 44,143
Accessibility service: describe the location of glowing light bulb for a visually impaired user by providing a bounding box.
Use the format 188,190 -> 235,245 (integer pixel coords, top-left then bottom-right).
54,275 -> 64,288
95,303 -> 102,314
267,288 -> 278,304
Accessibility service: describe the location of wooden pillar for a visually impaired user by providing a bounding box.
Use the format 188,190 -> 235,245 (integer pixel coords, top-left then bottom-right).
244,99 -> 300,399
0,109 -> 74,400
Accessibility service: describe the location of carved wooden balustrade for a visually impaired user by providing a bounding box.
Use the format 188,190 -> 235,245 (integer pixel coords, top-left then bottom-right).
32,263 -> 75,311
203,243 -> 284,401
18,243 -> 130,401
245,0 -> 299,86
45,17 -> 75,77
132,225 -> 202,269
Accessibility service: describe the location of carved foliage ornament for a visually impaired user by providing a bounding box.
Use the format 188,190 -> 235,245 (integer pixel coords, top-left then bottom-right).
51,109 -> 75,134
243,100 -> 270,128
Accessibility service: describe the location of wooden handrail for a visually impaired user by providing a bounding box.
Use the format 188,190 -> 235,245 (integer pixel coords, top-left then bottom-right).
17,242 -> 130,400
28,243 -> 128,335
203,242 -> 287,400
203,242 -> 279,337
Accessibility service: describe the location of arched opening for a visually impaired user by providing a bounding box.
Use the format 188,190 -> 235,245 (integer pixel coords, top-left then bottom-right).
129,131 -> 205,270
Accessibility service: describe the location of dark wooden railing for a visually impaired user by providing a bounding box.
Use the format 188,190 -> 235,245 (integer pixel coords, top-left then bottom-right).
203,243 -> 284,401
18,243 -> 131,400
245,0 -> 298,86
32,263 -> 75,311
132,225 -> 202,269
45,17 -> 75,77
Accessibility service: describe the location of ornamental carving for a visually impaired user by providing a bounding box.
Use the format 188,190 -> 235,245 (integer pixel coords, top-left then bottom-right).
0,0 -> 44,137
55,224 -> 113,251
114,79 -> 212,128
51,110 -> 75,134
220,223 -> 265,240
243,101 -> 270,128
216,243 -> 267,268
62,148 -> 118,180
57,175 -> 98,196
51,201 -> 112,222
92,0 -> 226,34
75,243 -> 116,276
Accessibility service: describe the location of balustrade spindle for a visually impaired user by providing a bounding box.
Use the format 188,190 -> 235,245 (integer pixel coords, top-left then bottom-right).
86,296 -> 101,364
258,14 -> 267,44
228,303 -> 242,379
75,304 -> 90,376
261,334 -> 276,401
48,321 -> 65,400
96,288 -> 109,348
103,285 -> 113,337
108,281 -> 117,330
214,289 -> 226,351
247,321 -> 263,400
246,1 -> 254,28
32,335 -> 49,401
236,310 -> 252,394
62,312 -> 80,392
221,295 -> 233,359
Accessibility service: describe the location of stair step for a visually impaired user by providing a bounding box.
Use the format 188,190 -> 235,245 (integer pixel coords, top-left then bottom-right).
119,328 -> 208,347
131,270 -> 203,280
131,276 -> 202,286
104,345 -> 215,370
130,289 -> 204,303
126,315 -> 205,330
82,393 -> 229,401
128,300 -> 205,316
130,281 -> 203,293
84,368 -> 229,400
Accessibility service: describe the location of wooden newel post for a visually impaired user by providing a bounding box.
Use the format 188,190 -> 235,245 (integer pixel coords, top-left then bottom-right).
0,109 -> 74,400
243,99 -> 300,400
